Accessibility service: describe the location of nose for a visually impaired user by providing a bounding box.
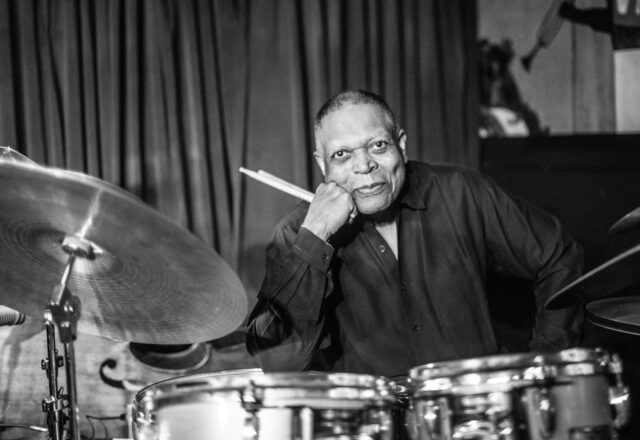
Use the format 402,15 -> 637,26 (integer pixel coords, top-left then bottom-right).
352,149 -> 377,174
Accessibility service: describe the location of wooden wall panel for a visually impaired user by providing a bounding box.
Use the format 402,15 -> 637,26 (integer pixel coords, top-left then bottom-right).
573,0 -> 616,133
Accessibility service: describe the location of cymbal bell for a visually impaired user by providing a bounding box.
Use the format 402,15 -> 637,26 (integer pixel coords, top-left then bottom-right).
0,161 -> 247,344
545,243 -> 640,310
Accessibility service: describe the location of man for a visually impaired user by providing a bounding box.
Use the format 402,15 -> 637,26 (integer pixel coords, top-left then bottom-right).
246,89 -> 583,377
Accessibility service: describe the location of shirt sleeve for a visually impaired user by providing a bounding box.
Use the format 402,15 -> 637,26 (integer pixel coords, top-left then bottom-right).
245,216 -> 335,372
474,173 -> 584,351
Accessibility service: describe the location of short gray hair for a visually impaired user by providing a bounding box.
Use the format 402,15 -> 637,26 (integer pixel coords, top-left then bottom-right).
314,89 -> 398,137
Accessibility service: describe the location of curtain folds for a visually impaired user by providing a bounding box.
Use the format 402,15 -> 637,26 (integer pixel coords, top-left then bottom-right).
0,0 -> 478,316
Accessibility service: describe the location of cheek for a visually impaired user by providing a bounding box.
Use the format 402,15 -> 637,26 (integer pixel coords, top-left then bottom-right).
324,166 -> 350,184
384,159 -> 403,179
387,163 -> 406,192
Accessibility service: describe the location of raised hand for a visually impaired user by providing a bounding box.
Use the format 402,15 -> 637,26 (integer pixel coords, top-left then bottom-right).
301,181 -> 357,241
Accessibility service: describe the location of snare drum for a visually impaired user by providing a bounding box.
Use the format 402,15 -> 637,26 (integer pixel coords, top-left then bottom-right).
132,368 -> 397,440
406,348 -> 629,440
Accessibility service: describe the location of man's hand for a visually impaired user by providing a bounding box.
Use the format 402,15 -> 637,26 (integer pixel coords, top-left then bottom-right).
301,182 -> 357,241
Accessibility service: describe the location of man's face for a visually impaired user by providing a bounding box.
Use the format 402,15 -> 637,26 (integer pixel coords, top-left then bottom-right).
314,103 -> 407,215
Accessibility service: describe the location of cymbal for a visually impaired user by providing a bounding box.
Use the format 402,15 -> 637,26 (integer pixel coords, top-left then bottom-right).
609,206 -> 640,235
586,296 -> 640,337
0,161 -> 247,344
545,243 -> 640,310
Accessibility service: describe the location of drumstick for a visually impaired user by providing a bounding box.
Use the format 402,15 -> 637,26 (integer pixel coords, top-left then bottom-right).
257,169 -> 307,193
256,170 -> 317,203
239,167 -> 314,202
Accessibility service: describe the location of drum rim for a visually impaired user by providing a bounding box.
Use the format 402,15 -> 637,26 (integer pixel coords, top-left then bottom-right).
408,347 -> 611,381
133,369 -> 397,413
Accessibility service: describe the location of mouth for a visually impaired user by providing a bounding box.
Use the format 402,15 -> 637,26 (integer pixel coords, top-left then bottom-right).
353,182 -> 387,197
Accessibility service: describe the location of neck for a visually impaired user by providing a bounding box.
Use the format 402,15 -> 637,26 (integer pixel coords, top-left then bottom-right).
361,203 -> 399,225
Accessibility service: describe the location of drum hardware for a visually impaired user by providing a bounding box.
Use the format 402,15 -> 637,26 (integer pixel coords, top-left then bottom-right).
131,370 -> 397,440
607,354 -> 630,430
406,348 -> 629,440
529,385 -> 555,439
235,380 -> 313,440
239,379 -> 262,440
41,235 -> 99,440
0,159 -> 248,440
524,360 -> 557,440
299,408 -> 314,440
411,398 -> 451,440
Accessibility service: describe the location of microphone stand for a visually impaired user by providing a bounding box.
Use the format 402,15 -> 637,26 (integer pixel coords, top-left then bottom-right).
42,236 -> 94,440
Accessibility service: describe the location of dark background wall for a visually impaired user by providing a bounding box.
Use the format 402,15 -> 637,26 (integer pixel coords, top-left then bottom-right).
481,132 -> 640,351
482,134 -> 640,270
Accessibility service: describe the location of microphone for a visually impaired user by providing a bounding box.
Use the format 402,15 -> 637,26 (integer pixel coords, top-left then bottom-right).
0,305 -> 26,326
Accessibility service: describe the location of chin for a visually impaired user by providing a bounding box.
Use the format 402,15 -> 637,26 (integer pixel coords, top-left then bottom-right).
355,197 -> 392,215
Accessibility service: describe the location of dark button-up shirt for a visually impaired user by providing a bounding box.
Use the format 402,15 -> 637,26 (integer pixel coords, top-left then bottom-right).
246,161 -> 583,377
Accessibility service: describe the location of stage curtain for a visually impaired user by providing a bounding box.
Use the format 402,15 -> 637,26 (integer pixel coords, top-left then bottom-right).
0,0 -> 478,320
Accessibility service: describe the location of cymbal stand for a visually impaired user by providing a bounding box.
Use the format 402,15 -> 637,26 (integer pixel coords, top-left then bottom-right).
42,316 -> 64,440
42,236 -> 94,440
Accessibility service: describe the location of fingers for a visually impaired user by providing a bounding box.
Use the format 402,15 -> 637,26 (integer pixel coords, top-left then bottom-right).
348,206 -> 358,224
302,182 -> 357,240
319,182 -> 357,216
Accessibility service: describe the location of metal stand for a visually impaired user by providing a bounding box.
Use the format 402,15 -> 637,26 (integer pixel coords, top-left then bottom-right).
42,236 -> 95,440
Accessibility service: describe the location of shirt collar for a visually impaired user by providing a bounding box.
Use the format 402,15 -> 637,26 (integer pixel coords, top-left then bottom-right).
398,161 -> 428,210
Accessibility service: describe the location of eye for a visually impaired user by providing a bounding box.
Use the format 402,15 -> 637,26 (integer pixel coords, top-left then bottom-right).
370,140 -> 390,152
330,150 -> 351,162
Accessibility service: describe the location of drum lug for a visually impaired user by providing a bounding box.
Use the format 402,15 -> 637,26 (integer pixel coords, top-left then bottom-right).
609,353 -> 631,429
241,412 -> 259,440
532,387 -> 556,439
299,407 -> 314,440
240,380 -> 263,411
609,385 -> 630,429
239,381 -> 262,440
608,353 -> 630,429
410,398 -> 450,440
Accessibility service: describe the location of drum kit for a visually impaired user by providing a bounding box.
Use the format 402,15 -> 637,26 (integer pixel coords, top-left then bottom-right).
1,147 -> 639,440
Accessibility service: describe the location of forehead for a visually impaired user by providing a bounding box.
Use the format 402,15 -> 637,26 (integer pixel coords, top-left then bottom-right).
316,103 -> 394,149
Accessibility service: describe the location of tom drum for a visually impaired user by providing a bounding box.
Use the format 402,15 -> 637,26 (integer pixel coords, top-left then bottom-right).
405,348 -> 629,440
131,368 -> 397,440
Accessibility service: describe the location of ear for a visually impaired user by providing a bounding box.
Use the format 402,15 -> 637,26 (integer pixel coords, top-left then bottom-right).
396,129 -> 408,163
313,150 -> 326,177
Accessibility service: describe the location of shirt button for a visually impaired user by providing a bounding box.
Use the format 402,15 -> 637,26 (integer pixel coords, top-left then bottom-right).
411,324 -> 420,331
321,254 -> 328,262
379,245 -> 386,253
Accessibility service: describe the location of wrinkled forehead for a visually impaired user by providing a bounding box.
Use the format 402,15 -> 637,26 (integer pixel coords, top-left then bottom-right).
315,103 -> 395,150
